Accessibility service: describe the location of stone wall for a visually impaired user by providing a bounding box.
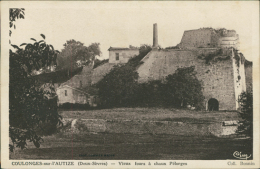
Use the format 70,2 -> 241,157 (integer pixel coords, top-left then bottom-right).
138,48 -> 239,110
245,62 -> 253,92
56,86 -> 88,105
179,29 -> 212,48
218,36 -> 239,49
109,49 -> 139,64
232,50 -> 247,109
63,118 -> 238,137
179,28 -> 239,49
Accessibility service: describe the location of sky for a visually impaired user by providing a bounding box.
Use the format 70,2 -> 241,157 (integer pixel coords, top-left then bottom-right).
7,1 -> 259,61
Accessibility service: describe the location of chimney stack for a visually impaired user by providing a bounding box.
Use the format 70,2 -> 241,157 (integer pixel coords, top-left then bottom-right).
153,23 -> 158,48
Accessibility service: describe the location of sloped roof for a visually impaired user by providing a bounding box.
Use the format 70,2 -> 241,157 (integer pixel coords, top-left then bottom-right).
91,63 -> 115,84
57,85 -> 88,94
60,65 -> 92,87
32,66 -> 83,83
82,85 -> 99,95
108,47 -> 139,51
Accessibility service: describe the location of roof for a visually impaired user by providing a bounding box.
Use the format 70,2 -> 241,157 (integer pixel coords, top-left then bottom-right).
31,66 -> 83,83
91,62 -> 114,84
82,85 -> 99,95
108,47 -> 139,51
57,85 -> 88,94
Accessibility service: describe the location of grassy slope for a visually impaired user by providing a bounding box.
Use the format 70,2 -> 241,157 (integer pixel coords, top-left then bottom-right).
59,107 -> 240,122
10,133 -> 252,160
10,108 -> 250,160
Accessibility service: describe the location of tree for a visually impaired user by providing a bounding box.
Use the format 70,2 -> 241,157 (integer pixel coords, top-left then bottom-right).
139,44 -> 152,57
95,44 -> 152,108
164,66 -> 204,109
9,8 -> 25,39
96,64 -> 139,107
56,40 -> 101,70
237,91 -> 253,138
9,9 -> 62,151
127,44 -> 152,67
10,36 -> 61,152
93,59 -> 109,69
136,80 -> 165,107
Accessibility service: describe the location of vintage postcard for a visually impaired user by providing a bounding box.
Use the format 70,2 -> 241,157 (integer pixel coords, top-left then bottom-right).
1,1 -> 259,168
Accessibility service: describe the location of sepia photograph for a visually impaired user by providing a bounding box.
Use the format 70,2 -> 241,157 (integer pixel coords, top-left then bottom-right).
1,1 -> 259,168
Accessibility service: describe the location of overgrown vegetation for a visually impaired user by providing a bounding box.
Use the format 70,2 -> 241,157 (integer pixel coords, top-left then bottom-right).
244,59 -> 252,67
233,48 -> 245,67
237,91 -> 253,138
135,80 -> 166,107
58,102 -> 90,110
127,44 -> 152,67
93,59 -> 109,69
163,66 -> 204,109
165,45 -> 180,50
95,45 -> 152,108
198,48 -> 230,64
97,62 -> 204,109
56,40 -> 101,70
9,8 -> 25,43
96,64 -> 139,107
9,36 -> 62,152
9,8 -> 61,152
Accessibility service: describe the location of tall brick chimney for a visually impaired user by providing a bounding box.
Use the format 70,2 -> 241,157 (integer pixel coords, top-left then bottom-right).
153,23 -> 158,48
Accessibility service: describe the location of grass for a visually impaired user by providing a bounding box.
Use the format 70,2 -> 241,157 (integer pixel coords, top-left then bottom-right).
10,133 -> 252,160
10,108 -> 247,160
59,107 -> 240,122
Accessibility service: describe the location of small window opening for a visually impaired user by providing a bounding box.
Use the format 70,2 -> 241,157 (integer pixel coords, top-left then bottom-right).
116,53 -> 119,60
65,90 -> 67,96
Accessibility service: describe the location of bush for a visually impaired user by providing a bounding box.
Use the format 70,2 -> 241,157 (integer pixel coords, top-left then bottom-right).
93,59 -> 109,69
127,44 -> 152,67
135,80 -> 165,107
163,66 -> 204,109
96,43 -> 203,110
96,44 -> 152,108
96,64 -> 139,108
34,120 -> 59,136
237,91 -> 253,138
75,120 -> 89,132
135,66 -> 204,109
59,102 -> 90,110
9,9 -> 61,152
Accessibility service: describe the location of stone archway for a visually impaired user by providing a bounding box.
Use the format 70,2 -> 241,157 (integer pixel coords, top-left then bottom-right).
208,98 -> 219,111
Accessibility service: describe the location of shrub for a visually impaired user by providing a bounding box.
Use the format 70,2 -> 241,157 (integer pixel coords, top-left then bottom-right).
127,44 -> 152,68
135,80 -> 165,107
93,59 -> 109,69
9,36 -> 61,152
237,91 -> 253,138
96,64 -> 139,108
74,120 -> 89,132
59,102 -> 90,110
164,66 -> 204,109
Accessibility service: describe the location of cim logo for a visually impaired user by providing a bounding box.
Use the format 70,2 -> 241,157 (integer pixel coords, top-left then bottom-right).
233,151 -> 251,160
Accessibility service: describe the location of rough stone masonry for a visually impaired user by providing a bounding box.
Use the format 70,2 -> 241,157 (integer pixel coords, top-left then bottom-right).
137,24 -> 252,110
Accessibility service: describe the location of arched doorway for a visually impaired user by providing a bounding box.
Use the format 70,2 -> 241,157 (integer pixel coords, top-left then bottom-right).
208,98 -> 219,111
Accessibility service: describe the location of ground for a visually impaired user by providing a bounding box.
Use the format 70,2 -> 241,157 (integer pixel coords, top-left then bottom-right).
10,108 -> 252,160
59,107 -> 240,121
